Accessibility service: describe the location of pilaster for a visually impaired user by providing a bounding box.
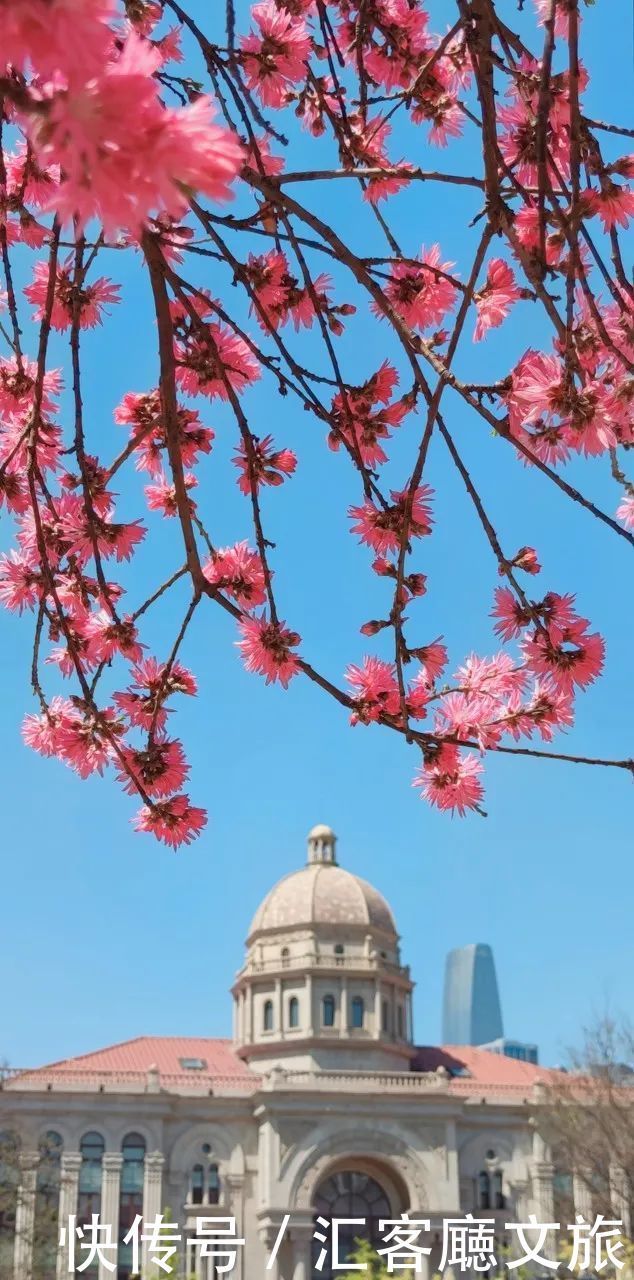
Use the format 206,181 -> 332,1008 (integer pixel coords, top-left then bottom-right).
572,1169 -> 593,1221
99,1154 -> 123,1280
142,1152 -> 165,1276
56,1153 -> 82,1280
13,1149 -> 39,1280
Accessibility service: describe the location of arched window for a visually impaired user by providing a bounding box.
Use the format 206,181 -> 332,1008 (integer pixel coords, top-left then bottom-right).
34,1131 -> 63,1279
208,1163 -> 220,1206
351,996 -> 364,1029
553,1169 -> 574,1222
477,1171 -> 491,1210
288,996 -> 299,1029
78,1133 -> 104,1278
314,1170 -> 392,1280
0,1131 -> 20,1279
190,1151 -> 221,1206
119,1134 -> 145,1229
191,1164 -> 205,1206
281,947 -> 290,968
492,1170 -> 505,1210
322,995 -> 335,1028
263,999 -> 274,1031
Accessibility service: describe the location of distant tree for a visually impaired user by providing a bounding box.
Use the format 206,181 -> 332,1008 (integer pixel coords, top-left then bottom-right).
340,1238 -> 413,1277
538,1015 -> 634,1234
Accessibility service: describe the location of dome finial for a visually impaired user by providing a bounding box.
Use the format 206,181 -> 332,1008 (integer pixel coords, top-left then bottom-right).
307,823 -> 337,866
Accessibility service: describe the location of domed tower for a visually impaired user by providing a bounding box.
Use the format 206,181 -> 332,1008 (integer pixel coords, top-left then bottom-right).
232,825 -> 414,1072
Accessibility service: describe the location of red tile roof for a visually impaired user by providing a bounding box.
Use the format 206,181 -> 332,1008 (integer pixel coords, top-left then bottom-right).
9,1036 -> 257,1093
412,1044 -> 554,1096
6,1037 -> 556,1100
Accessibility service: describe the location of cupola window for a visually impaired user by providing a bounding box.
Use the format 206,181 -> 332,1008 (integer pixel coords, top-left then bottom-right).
322,995 -> 335,1028
351,996 -> 365,1029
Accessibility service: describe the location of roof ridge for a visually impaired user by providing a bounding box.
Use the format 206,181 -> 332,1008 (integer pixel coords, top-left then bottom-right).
42,1034 -> 148,1070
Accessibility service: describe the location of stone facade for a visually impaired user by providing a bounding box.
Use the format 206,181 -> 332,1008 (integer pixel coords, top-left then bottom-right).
0,825 -> 594,1280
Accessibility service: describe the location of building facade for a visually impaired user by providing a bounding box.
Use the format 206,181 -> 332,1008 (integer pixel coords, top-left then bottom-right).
0,826 -> 594,1280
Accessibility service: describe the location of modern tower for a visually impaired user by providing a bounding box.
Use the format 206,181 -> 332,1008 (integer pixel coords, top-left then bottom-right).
442,942 -> 504,1045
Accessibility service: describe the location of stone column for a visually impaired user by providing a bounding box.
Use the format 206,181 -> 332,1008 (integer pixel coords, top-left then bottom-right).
225,1173 -> 246,1280
531,1131 -> 554,1220
340,977 -> 348,1037
610,1163 -> 631,1237
306,972 -> 314,1037
512,1180 -> 530,1220
291,1225 -> 313,1280
444,1120 -> 460,1209
99,1153 -> 123,1280
374,983 -> 382,1040
275,978 -> 283,1038
13,1149 -> 39,1280
142,1152 -> 165,1276
572,1169 -> 593,1222
57,1153 -> 82,1280
533,1164 -> 555,1220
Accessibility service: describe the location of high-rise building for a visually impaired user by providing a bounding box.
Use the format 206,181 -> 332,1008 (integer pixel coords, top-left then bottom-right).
479,1037 -> 539,1065
442,942 -> 504,1045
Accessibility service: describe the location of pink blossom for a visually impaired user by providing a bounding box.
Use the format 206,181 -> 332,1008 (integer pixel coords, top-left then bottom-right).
241,2 -> 311,107
233,435 -> 297,494
4,143 -> 61,210
22,696 -> 76,758
236,614 -> 301,687
54,705 -> 124,778
24,261 -> 120,330
349,486 -> 433,554
144,472 -> 197,517
474,259 -> 521,342
328,363 -> 410,467
117,738 -> 189,798
410,640 -> 448,684
81,611 -> 145,665
115,390 -> 214,477
413,745 -> 484,816
203,542 -> 267,608
534,0 -> 582,38
491,588 -> 532,642
242,135 -> 285,176
114,658 -> 197,731
345,656 -> 401,724
522,617 -> 605,694
584,182 -> 634,233
133,794 -> 207,848
2,0 -> 115,78
378,245 -> 458,330
616,494 -> 634,530
0,551 -> 43,613
0,358 -> 61,419
176,323 -> 261,400
23,34 -> 242,233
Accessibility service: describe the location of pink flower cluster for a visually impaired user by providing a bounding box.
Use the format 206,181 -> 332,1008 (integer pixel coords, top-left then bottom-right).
5,2 -> 242,233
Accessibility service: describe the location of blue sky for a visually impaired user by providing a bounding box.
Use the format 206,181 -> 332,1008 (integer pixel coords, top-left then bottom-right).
0,0 -> 632,1071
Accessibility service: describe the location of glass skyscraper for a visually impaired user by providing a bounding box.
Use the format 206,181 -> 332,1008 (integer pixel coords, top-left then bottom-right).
442,943 -> 504,1045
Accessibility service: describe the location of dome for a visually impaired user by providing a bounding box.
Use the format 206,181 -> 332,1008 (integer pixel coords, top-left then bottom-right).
247,825 -> 397,938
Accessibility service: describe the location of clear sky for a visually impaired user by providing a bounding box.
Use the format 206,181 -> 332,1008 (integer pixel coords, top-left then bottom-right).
0,0 -> 632,1072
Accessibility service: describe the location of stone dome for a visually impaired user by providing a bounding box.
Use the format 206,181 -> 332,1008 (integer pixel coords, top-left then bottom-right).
247,825 -> 397,938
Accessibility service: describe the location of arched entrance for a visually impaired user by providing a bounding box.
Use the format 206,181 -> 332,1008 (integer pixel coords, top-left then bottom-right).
312,1168 -> 393,1278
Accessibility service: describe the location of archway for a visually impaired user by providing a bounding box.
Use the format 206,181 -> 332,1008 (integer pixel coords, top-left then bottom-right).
312,1166 -> 395,1279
